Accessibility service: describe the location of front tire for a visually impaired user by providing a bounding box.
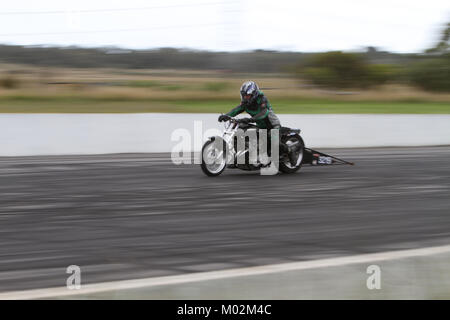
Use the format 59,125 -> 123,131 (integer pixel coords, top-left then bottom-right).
200,139 -> 227,177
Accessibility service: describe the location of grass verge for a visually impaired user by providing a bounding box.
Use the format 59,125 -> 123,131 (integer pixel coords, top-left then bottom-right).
0,97 -> 449,113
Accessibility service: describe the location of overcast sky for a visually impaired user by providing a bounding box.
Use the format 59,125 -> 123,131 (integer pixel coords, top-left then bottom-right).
0,0 -> 448,53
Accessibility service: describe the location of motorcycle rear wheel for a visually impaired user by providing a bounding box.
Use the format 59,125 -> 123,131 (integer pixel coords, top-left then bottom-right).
279,134 -> 304,173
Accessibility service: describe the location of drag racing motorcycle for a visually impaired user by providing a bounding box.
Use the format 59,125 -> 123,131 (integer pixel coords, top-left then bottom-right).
200,116 -> 354,177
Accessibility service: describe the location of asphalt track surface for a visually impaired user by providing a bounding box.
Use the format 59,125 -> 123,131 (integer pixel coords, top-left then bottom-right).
1,147 -> 450,293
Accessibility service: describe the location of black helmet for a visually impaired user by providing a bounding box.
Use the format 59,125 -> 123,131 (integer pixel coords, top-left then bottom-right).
240,81 -> 259,105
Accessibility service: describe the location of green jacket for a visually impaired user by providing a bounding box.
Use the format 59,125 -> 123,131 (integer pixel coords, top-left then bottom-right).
226,91 -> 274,129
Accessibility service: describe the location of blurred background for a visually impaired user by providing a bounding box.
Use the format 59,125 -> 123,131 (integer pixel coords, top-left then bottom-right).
0,0 -> 448,114
1,0 -> 450,300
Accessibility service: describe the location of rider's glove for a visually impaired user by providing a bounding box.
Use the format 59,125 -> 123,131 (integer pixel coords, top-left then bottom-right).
218,114 -> 230,122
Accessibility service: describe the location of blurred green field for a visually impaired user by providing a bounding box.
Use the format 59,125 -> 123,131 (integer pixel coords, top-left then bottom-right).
1,65 -> 449,114
0,97 -> 449,113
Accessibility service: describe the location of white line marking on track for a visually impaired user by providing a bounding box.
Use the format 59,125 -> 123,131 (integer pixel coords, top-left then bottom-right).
2,244 -> 450,300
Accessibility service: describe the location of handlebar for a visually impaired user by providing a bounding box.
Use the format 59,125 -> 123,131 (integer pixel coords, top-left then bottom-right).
218,115 -> 252,124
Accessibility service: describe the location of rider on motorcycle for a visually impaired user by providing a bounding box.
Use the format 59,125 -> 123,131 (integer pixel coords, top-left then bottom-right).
219,81 -> 280,129
218,81 -> 299,166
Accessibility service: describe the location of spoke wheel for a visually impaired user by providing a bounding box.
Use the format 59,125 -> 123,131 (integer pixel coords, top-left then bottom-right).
200,140 -> 227,176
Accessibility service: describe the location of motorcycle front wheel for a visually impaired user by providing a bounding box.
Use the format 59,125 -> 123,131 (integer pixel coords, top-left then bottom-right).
200,139 -> 227,177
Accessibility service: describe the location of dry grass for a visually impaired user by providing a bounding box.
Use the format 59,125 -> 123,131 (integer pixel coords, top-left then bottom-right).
1,64 -> 450,104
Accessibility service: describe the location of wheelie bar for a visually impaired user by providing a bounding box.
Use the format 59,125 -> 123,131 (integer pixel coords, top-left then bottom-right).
301,148 -> 355,166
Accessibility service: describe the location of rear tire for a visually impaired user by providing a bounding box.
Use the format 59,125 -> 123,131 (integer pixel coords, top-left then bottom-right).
279,134 -> 304,174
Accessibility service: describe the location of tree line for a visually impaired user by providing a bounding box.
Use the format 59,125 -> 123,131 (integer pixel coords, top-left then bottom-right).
0,45 -> 411,73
